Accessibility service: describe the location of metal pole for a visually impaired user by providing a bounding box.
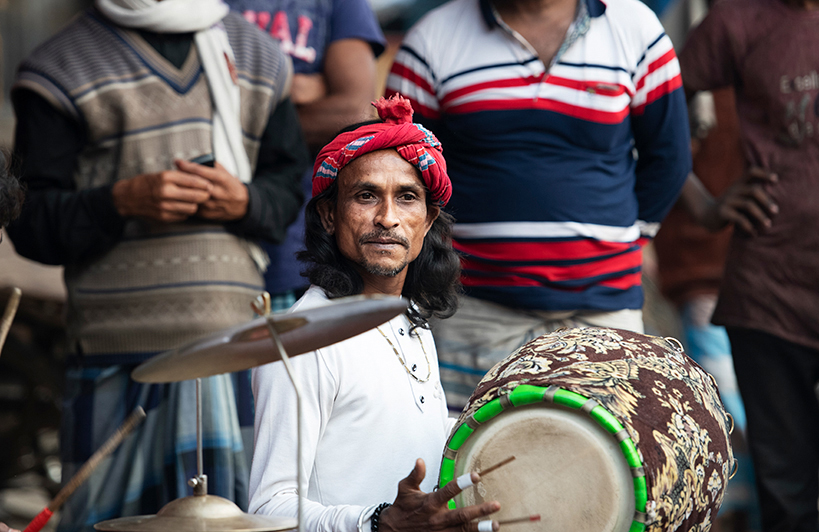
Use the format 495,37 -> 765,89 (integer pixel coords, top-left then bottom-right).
262,318 -> 304,532
196,377 -> 203,480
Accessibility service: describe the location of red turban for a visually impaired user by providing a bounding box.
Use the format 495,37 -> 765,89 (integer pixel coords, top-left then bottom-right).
312,95 -> 452,206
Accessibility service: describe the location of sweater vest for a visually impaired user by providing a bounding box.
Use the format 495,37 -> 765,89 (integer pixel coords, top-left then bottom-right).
14,10 -> 292,359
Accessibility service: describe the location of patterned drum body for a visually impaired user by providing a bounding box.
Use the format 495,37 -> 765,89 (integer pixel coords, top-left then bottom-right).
440,327 -> 733,532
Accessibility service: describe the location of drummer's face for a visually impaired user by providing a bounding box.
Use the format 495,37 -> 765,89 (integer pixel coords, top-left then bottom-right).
319,149 -> 439,294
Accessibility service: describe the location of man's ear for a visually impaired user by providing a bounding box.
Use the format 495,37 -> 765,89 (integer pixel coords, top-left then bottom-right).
424,205 -> 440,237
317,199 -> 335,235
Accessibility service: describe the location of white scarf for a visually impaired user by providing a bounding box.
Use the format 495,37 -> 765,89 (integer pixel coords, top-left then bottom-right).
95,0 -> 253,183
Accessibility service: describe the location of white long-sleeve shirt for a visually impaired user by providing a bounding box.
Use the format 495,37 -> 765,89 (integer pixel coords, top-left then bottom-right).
249,286 -> 455,532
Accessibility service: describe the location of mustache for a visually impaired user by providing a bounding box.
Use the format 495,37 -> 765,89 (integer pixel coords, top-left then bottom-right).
358,230 -> 410,248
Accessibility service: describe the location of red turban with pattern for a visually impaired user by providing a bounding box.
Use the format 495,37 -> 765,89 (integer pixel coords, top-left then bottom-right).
312,95 -> 452,206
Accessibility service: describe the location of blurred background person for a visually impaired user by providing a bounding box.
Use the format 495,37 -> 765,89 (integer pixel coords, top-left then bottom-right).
385,0 -> 692,409
5,0 -> 308,529
680,0 -> 819,530
227,0 -> 386,312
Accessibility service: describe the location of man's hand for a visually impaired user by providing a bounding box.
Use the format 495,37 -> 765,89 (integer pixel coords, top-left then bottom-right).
0,522 -> 21,532
702,167 -> 779,235
291,73 -> 329,106
379,459 -> 500,532
174,160 -> 249,222
112,170 -> 212,222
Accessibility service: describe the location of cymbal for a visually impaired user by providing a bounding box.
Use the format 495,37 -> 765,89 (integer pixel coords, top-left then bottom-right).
131,294 -> 408,383
95,494 -> 296,532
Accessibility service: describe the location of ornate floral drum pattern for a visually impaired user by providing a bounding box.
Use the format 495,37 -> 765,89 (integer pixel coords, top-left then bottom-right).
439,327 -> 734,532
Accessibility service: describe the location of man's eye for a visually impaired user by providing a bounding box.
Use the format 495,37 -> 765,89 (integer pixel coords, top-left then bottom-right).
358,192 -> 374,200
400,193 -> 418,201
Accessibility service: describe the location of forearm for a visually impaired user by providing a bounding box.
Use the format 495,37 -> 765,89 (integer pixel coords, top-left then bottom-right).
678,172 -> 718,226
7,182 -> 125,265
254,490 -> 364,532
227,98 -> 309,242
295,39 -> 378,152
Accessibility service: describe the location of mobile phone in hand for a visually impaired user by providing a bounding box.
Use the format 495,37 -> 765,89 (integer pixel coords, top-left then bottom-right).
189,153 -> 215,167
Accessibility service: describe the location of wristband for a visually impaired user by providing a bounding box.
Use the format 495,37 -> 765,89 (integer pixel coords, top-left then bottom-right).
357,504 -> 378,532
371,502 -> 391,532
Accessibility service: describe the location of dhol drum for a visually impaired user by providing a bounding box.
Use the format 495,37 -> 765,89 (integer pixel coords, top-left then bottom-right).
440,327 -> 733,532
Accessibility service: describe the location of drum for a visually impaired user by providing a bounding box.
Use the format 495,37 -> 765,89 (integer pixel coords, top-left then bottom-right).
439,327 -> 733,532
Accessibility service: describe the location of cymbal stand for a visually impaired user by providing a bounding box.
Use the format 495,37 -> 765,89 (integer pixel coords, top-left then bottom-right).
261,315 -> 305,532
188,377 -> 208,496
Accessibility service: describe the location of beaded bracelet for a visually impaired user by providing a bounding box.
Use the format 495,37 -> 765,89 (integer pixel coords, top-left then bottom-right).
371,502 -> 391,532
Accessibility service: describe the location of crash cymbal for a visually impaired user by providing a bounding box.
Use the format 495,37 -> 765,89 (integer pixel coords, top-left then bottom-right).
131,294 -> 407,383
95,494 -> 296,532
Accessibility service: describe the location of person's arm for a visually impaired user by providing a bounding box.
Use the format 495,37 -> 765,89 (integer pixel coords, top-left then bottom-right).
629,29 -> 691,238
224,97 -> 308,242
8,89 -> 126,265
250,348 -> 372,531
293,39 -> 378,152
249,344 -> 499,532
679,170 -> 779,236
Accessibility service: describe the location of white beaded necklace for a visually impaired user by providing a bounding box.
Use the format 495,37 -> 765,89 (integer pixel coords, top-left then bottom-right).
376,325 -> 431,383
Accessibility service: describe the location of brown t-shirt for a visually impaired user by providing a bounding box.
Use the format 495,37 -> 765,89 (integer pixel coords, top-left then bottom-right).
680,0 -> 819,350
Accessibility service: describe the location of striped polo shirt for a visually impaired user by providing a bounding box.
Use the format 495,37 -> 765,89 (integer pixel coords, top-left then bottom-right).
386,0 -> 691,312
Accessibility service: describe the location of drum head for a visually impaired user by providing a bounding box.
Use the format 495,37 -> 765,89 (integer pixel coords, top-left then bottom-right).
453,403 -> 635,532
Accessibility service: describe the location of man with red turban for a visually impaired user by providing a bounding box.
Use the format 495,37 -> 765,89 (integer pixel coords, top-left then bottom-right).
248,96 -> 499,532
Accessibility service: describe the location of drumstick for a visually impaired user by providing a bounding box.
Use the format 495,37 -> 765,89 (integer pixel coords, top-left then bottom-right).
456,456 -> 516,489
0,287 -> 21,356
498,515 -> 541,525
479,456 -> 516,476
23,406 -> 147,532
476,516 -> 540,532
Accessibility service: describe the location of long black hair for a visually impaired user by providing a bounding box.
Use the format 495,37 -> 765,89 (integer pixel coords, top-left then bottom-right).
297,180 -> 461,330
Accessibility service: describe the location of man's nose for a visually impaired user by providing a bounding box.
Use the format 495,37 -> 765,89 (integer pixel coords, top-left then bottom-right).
374,199 -> 399,228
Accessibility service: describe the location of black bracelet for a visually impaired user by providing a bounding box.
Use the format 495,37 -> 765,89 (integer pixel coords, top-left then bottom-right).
371,502 -> 391,532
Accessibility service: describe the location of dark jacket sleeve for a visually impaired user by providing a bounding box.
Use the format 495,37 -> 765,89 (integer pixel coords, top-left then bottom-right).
225,97 -> 309,243
7,89 -> 125,266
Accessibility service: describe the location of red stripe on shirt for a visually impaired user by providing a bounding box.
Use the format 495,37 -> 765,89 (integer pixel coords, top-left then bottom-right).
389,61 -> 436,99
460,248 -> 642,283
598,271 -> 642,290
547,75 -> 632,97
446,97 -> 630,124
634,48 -> 676,93
631,74 -> 683,115
460,274 -> 546,288
384,89 -> 440,120
440,75 -> 544,107
453,239 -> 638,262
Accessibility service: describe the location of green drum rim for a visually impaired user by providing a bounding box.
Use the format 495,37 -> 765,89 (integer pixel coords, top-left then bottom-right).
439,384 -> 649,532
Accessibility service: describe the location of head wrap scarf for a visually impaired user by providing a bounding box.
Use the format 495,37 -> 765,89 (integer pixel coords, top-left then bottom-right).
312,95 -> 452,206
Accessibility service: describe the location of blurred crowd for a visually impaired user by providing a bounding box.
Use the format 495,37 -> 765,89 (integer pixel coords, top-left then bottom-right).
1,0 -> 818,532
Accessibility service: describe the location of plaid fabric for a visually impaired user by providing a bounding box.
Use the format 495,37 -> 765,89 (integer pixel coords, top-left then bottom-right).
57,365 -> 253,532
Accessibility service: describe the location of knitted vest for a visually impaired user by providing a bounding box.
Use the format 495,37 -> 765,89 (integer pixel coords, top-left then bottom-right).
14,10 -> 291,359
